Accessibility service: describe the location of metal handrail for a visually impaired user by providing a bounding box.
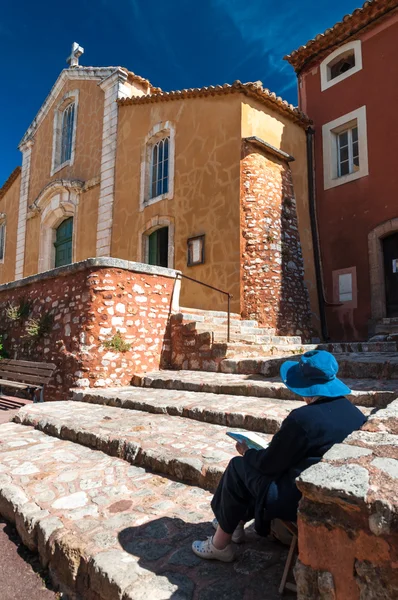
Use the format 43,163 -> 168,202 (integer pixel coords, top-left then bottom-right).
176,273 -> 233,342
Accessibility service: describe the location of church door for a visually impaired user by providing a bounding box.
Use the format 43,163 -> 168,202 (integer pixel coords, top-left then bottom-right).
148,227 -> 169,268
383,232 -> 398,317
54,217 -> 73,268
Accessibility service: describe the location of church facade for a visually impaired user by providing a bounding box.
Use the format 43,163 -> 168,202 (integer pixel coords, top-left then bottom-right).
0,45 -> 319,337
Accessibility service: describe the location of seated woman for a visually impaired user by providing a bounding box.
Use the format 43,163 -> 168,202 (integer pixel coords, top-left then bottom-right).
192,350 -> 367,562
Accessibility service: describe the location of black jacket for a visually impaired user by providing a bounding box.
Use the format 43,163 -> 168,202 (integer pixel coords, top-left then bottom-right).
243,396 -> 367,523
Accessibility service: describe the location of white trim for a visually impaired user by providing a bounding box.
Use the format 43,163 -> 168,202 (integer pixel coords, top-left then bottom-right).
50,89 -> 79,176
139,121 -> 175,212
96,70 -> 133,257
19,67 -> 123,148
36,183 -> 81,273
320,40 -> 362,91
0,218 -> 6,264
15,141 -> 33,279
322,106 -> 368,190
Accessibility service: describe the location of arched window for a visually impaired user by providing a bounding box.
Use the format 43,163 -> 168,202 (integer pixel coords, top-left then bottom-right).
320,41 -> 362,91
60,103 -> 75,164
150,137 -> 169,199
51,90 -> 79,175
0,215 -> 6,262
140,121 -> 175,210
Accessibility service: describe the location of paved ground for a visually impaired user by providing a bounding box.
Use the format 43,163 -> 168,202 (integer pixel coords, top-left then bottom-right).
0,519 -> 59,599
0,396 -> 32,425
0,422 -> 292,599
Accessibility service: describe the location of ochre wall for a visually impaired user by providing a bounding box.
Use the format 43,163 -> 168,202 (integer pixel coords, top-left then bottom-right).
299,16 -> 398,340
0,173 -> 21,284
241,101 -> 320,335
24,79 -> 104,276
114,95 -> 242,313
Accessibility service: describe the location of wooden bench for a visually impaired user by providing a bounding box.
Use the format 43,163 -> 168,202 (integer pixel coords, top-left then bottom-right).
0,359 -> 56,403
278,520 -> 298,595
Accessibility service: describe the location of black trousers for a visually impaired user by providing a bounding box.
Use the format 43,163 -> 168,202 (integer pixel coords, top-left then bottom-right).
211,456 -> 272,536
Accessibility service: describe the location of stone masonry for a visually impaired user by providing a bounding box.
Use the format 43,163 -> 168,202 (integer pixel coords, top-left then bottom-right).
240,142 -> 312,339
295,399 -> 398,599
0,258 -> 179,400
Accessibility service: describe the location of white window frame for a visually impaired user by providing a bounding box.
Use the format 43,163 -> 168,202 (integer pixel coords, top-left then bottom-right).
322,106 -> 368,190
320,40 -> 362,91
0,215 -> 6,263
139,121 -> 175,211
51,90 -> 79,176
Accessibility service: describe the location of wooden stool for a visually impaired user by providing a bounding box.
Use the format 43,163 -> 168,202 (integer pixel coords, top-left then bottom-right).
278,521 -> 298,595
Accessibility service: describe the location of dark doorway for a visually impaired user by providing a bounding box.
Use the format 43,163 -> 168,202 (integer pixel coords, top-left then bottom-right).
383,232 -> 398,317
54,217 -> 73,268
148,227 -> 169,268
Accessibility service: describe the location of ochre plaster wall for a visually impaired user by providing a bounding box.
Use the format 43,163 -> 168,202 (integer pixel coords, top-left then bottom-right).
24,79 -> 104,276
114,95 -> 242,313
75,186 -> 100,262
0,174 -> 20,284
241,101 -> 320,335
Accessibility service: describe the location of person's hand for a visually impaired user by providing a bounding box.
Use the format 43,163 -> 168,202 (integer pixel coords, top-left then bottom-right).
236,441 -> 248,456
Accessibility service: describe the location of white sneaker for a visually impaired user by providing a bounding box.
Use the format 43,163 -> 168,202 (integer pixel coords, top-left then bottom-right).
192,536 -> 236,562
212,518 -> 245,544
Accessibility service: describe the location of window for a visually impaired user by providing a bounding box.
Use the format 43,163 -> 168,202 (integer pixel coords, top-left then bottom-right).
60,103 -> 75,164
54,217 -> 73,268
320,41 -> 362,91
187,235 -> 205,266
150,137 -> 169,199
147,227 -> 169,268
337,125 -> 359,177
51,90 -> 79,176
338,273 -> 353,302
322,106 -> 368,190
140,121 -> 175,210
329,53 -> 355,80
332,267 -> 357,308
0,221 -> 5,262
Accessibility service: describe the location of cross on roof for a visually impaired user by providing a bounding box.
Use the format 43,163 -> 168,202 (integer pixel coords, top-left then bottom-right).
66,42 -> 84,67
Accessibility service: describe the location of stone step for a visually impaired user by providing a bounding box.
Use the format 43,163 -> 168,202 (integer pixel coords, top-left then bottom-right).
15,402 -> 272,491
0,423 -> 282,599
73,387 -> 306,434
133,370 -> 398,408
218,352 -> 398,380
73,387 -> 371,430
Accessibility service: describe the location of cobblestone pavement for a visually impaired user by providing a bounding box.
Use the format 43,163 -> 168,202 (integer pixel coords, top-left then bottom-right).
0,396 -> 33,424
133,370 -> 398,407
15,401 -> 273,490
0,423 -> 290,600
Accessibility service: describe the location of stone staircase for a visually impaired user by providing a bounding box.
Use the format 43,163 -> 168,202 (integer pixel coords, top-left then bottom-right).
0,307 -> 397,598
172,308 -> 398,370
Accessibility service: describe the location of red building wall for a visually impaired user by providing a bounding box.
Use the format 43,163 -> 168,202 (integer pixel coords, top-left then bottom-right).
299,13 -> 398,340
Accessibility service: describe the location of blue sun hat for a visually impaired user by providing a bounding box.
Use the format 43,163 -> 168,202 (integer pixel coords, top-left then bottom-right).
280,350 -> 351,398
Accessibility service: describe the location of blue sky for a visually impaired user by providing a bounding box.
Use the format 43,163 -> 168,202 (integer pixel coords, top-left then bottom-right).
0,0 -> 360,183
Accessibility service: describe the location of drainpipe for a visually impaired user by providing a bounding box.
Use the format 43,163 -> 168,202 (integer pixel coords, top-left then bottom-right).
306,126 -> 329,341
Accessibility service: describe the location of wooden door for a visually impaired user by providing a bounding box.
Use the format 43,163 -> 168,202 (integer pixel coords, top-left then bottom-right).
383,232 -> 398,317
54,218 -> 73,268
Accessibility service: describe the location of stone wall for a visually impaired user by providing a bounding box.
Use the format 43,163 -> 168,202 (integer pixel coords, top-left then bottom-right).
295,400 -> 398,599
0,259 -> 179,401
240,143 -> 312,340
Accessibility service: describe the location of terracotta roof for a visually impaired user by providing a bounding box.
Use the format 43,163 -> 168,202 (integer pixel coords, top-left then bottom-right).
124,69 -> 161,93
118,80 -> 310,127
285,0 -> 398,73
0,167 -> 21,200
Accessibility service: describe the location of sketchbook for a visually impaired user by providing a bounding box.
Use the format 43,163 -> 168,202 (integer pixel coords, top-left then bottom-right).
226,431 -> 269,451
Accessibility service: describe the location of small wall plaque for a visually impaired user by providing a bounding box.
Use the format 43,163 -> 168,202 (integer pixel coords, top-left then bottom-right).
187,235 -> 205,266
